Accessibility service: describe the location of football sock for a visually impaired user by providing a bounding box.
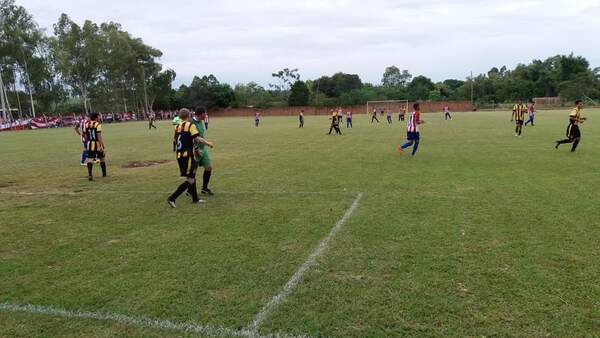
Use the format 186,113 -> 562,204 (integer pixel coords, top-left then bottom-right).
100,162 -> 107,177
170,181 -> 190,201
87,162 -> 93,177
190,181 -> 199,201
203,170 -> 212,190
412,140 -> 420,156
401,141 -> 413,150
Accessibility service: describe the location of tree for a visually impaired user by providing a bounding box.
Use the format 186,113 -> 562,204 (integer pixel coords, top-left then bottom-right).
180,74 -> 234,109
270,68 -> 300,91
288,80 -> 309,106
52,14 -> 103,113
382,66 -> 412,88
313,72 -> 363,98
408,75 -> 435,100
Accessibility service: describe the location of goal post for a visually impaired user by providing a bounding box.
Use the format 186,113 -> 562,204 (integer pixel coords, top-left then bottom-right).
366,100 -> 410,118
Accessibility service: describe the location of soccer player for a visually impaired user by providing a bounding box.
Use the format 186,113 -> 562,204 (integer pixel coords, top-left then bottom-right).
299,110 -> 304,128
74,116 -> 88,166
337,108 -> 343,126
167,108 -> 214,208
398,108 -> 406,122
555,100 -> 586,152
191,107 -> 215,195
204,112 -> 209,130
387,110 -> 393,124
83,112 -> 107,181
443,106 -> 452,120
148,112 -> 157,130
255,111 -> 260,127
371,108 -> 380,123
397,103 -> 424,157
512,100 -> 526,136
328,113 -> 342,135
346,111 -> 352,128
524,102 -> 536,126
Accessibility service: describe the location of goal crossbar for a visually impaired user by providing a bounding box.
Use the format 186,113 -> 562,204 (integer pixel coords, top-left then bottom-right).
366,100 -> 409,115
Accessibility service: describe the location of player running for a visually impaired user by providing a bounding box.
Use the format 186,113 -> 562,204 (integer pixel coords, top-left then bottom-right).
299,110 -> 304,128
254,111 -> 260,127
555,100 -> 586,152
371,108 -> 380,123
524,102 -> 536,126
512,100 -> 526,136
328,113 -> 342,135
346,111 -> 353,128
167,109 -> 214,208
443,106 -> 452,120
191,107 -> 216,195
74,116 -> 88,166
386,110 -> 393,124
83,112 -> 107,180
397,103 -> 424,157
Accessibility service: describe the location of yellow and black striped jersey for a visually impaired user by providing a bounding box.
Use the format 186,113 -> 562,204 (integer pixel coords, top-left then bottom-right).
513,104 -> 526,121
83,121 -> 103,151
174,121 -> 199,159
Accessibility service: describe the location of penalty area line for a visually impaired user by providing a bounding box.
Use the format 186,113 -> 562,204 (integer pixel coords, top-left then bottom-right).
0,302 -> 307,338
246,192 -> 364,332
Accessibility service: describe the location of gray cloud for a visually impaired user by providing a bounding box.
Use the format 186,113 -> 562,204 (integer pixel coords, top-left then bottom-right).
18,0 -> 600,86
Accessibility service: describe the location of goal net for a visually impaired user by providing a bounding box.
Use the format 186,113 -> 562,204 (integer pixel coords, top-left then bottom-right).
366,100 -> 409,118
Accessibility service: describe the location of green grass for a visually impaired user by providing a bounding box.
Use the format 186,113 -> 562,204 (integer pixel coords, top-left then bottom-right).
1,110 -> 599,337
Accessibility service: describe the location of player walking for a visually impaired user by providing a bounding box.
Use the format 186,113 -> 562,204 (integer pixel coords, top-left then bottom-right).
397,103 -> 424,157
443,106 -> 452,120
204,112 -> 209,130
524,102 -> 536,126
74,116 -> 88,166
398,108 -> 405,122
191,107 -> 216,195
83,112 -> 107,180
346,111 -> 352,128
148,112 -> 157,130
512,100 -> 526,136
386,110 -> 393,124
255,111 -> 260,127
555,100 -> 586,152
167,109 -> 214,208
337,108 -> 343,126
299,110 -> 304,128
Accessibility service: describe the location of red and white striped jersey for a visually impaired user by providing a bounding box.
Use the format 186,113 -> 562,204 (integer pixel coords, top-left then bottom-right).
406,111 -> 421,132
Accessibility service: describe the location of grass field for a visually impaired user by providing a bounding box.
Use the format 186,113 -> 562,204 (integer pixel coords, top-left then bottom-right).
1,109 -> 599,337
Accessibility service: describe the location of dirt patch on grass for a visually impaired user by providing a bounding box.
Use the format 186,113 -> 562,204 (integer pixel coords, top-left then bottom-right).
122,160 -> 170,168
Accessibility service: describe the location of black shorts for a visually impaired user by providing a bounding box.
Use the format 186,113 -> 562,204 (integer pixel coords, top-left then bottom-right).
88,150 -> 105,160
569,124 -> 581,138
178,156 -> 198,178
516,120 -> 524,126
407,132 -> 420,141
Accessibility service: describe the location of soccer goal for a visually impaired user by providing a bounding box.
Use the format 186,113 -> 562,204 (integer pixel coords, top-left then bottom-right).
366,100 -> 410,117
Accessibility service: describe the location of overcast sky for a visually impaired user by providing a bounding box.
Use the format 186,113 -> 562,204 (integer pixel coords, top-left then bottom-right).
18,0 -> 600,87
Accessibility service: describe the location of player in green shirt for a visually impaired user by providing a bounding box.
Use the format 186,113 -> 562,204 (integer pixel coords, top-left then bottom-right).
191,107 -> 215,195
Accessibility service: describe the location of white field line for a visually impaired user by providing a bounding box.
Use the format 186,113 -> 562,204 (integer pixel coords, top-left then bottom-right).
246,192 -> 364,332
0,302 -> 308,338
0,190 -> 357,196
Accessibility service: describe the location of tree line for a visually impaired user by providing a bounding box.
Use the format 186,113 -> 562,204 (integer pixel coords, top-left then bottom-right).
1,0 -> 599,118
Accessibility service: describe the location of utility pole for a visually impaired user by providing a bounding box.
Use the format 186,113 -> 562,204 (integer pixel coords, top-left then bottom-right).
0,71 -> 6,121
470,71 -> 474,106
